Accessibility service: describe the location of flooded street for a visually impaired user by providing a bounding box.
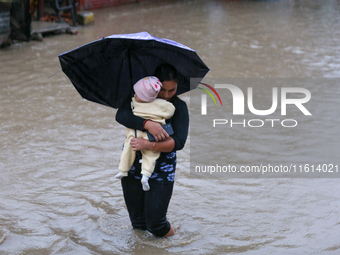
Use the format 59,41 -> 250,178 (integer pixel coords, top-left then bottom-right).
1,0 -> 340,254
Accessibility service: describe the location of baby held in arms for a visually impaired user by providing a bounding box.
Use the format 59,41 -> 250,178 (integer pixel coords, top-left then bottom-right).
115,76 -> 175,191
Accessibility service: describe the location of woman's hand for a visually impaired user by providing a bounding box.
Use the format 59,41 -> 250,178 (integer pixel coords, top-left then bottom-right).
144,121 -> 169,142
130,137 -> 150,151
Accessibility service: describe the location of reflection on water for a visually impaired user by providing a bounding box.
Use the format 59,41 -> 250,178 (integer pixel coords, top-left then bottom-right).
1,0 -> 340,254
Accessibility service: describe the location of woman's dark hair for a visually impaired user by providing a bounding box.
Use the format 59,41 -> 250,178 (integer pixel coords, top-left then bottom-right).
153,64 -> 178,83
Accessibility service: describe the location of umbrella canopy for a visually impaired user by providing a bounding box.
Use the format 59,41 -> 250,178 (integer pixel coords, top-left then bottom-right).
58,31 -> 210,109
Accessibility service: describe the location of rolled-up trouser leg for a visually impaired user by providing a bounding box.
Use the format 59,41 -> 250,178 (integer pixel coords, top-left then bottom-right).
145,181 -> 174,237
121,177 -> 174,237
121,177 -> 146,230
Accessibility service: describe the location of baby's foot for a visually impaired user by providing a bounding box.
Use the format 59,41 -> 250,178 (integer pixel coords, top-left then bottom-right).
115,173 -> 125,179
141,180 -> 150,191
141,175 -> 150,191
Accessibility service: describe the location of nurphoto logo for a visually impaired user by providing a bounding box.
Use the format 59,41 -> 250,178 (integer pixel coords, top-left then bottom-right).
198,83 -> 312,128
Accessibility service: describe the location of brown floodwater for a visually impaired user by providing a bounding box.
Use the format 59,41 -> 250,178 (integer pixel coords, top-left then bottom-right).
1,0 -> 340,254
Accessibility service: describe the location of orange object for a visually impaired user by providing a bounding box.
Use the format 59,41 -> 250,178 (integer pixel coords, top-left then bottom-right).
78,0 -> 85,10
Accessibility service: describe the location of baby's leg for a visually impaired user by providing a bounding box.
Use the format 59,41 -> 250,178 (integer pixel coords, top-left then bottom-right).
140,147 -> 161,191
141,175 -> 150,191
117,130 -> 136,179
115,172 -> 128,179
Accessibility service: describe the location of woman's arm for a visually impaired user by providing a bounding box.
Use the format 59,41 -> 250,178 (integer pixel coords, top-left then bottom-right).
130,137 -> 175,153
115,97 -> 144,130
168,97 -> 189,151
129,97 -> 189,153
116,97 -> 169,141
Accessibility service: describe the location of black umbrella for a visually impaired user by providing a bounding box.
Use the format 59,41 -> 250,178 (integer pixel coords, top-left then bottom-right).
58,31 -> 209,109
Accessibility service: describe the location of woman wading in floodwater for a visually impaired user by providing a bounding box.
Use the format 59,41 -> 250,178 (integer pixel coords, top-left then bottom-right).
115,64 -> 189,237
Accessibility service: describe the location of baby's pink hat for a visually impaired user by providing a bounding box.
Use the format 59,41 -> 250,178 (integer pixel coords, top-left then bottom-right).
133,76 -> 162,102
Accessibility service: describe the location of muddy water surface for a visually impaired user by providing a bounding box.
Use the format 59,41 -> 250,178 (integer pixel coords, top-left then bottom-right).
1,0 -> 340,254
